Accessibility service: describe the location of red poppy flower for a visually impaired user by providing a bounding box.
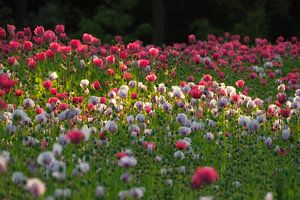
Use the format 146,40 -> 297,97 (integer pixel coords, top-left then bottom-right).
88,104 -> 94,110
0,27 -> 6,39
137,59 -> 150,68
202,74 -> 212,82
92,81 -> 101,90
249,72 -> 257,79
124,72 -> 132,80
0,99 -> 7,110
149,47 -> 159,57
23,41 -> 33,51
235,80 -> 245,88
279,108 -> 291,118
8,57 -> 18,66
27,58 -> 37,69
100,97 -> 107,104
175,140 -> 188,150
48,97 -> 58,104
66,130 -> 84,144
107,68 -> 115,76
82,33 -> 93,44
277,93 -> 287,104
191,167 -> 219,188
34,26 -> 44,36
106,55 -> 115,65
230,94 -> 240,102
42,80 -> 52,90
56,92 -> 67,100
0,73 -> 17,90
190,89 -> 203,99
9,41 -> 19,52
15,89 -> 23,96
58,103 -> 68,111
115,152 -> 128,159
36,107 -> 43,114
72,97 -> 83,104
55,24 -> 65,34
35,51 -> 46,61
188,34 -> 196,44
50,88 -> 57,95
131,92 -> 137,99
143,142 -> 156,151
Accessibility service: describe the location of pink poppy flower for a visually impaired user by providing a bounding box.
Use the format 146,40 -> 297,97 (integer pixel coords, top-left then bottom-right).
23,40 -> 33,51
55,24 -> 65,34
146,71 -> 157,82
106,55 -> 115,65
235,80 -> 244,88
34,26 -> 45,36
27,58 -> 36,69
149,47 -> 159,57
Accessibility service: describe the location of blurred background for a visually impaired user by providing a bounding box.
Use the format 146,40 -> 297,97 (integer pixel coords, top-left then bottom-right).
0,0 -> 300,44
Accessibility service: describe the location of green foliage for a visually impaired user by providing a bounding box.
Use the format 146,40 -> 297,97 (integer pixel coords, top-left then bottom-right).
232,5 -> 269,38
27,1 -> 64,28
189,18 -> 222,39
78,0 -> 152,43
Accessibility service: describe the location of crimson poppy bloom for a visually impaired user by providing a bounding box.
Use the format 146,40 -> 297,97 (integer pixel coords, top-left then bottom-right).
190,89 -> 203,99
66,130 -> 84,144
92,81 -> 101,90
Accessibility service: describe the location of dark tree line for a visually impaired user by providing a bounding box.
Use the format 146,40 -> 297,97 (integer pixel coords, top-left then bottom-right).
0,0 -> 300,44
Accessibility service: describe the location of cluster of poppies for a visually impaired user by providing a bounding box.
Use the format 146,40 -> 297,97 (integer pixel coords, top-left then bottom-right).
0,25 -> 299,199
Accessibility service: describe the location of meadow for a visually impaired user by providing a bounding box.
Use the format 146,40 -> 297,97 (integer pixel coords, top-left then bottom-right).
0,25 -> 299,200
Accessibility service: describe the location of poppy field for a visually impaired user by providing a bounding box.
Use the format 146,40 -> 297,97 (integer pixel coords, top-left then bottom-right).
0,25 -> 299,200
